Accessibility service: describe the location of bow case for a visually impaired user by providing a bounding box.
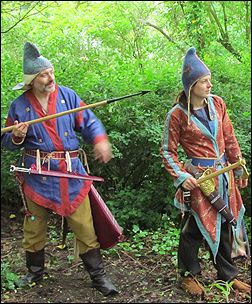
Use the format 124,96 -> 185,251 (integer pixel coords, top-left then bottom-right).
89,185 -> 124,249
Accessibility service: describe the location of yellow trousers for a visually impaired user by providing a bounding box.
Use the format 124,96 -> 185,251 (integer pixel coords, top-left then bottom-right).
22,196 -> 100,255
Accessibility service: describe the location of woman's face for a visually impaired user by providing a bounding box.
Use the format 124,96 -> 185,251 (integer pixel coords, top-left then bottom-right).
191,75 -> 212,99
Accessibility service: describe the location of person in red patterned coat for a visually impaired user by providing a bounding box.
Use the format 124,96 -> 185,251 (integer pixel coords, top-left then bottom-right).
160,47 -> 250,297
1,42 -> 118,296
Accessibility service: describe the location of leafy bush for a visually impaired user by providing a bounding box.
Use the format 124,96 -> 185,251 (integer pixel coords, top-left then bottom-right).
1,1 -> 250,232
109,214 -> 180,259
1,261 -> 19,291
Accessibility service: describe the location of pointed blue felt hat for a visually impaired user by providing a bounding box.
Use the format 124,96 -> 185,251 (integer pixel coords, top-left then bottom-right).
181,47 -> 211,124
182,47 -> 211,98
13,42 -> 53,90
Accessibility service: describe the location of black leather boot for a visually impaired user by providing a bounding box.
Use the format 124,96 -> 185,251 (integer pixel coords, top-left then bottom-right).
15,248 -> 45,287
80,248 -> 118,296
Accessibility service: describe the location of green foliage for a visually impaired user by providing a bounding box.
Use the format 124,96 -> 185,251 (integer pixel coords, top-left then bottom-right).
110,215 -> 180,260
1,149 -> 23,203
207,280 -> 233,303
66,254 -> 75,264
103,177 -> 176,232
48,226 -> 60,243
1,261 -> 19,291
1,1 -> 251,231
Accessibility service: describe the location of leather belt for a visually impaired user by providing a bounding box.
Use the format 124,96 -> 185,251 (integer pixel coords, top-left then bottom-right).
25,150 -> 79,159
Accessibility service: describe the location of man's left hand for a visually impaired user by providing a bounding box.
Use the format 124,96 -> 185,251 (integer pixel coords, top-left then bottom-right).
93,140 -> 112,164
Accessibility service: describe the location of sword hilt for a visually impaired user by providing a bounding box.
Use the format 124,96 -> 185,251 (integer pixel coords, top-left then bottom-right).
10,165 -> 31,173
239,158 -> 249,179
197,158 -> 249,184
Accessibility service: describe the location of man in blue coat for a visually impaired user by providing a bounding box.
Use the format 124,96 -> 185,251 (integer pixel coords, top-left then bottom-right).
1,42 -> 118,296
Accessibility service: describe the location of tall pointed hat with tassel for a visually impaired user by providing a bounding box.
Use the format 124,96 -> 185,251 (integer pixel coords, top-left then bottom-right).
182,47 -> 211,124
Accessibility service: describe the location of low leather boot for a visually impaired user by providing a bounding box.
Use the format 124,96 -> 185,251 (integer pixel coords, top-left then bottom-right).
180,276 -> 205,297
231,279 -> 251,293
80,248 -> 118,296
15,248 -> 45,288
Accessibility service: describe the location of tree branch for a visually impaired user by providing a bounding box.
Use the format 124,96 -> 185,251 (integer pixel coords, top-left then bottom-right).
1,2 -> 40,34
141,20 -> 185,52
245,1 -> 251,42
206,2 -> 226,39
220,2 -> 228,34
1,1 -> 54,34
206,2 -> 242,62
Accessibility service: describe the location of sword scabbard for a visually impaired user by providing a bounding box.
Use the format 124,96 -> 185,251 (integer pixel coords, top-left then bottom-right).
10,165 -> 104,182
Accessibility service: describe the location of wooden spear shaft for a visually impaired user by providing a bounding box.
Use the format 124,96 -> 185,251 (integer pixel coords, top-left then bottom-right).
197,158 -> 249,184
1,90 -> 151,134
1,100 -> 107,134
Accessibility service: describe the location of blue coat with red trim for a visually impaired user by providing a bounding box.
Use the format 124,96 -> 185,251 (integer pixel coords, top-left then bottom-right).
1,85 -> 108,216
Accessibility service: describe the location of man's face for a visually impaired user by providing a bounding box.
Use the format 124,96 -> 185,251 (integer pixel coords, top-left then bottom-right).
191,75 -> 212,99
31,68 -> 55,94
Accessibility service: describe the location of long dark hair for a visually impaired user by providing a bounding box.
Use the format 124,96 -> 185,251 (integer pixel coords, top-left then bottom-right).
173,90 -> 194,112
173,79 -> 198,112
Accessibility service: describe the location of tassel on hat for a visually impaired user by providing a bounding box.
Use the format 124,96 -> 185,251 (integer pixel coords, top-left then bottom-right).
13,42 -> 53,91
182,47 -> 211,124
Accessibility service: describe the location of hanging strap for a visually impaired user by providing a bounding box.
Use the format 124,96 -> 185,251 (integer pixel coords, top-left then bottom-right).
36,149 -> 41,173
79,148 -> 90,174
15,172 -> 32,217
65,151 -> 72,172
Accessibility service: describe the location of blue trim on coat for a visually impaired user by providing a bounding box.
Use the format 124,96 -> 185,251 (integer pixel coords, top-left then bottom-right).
174,97 -> 229,260
162,105 -> 192,188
